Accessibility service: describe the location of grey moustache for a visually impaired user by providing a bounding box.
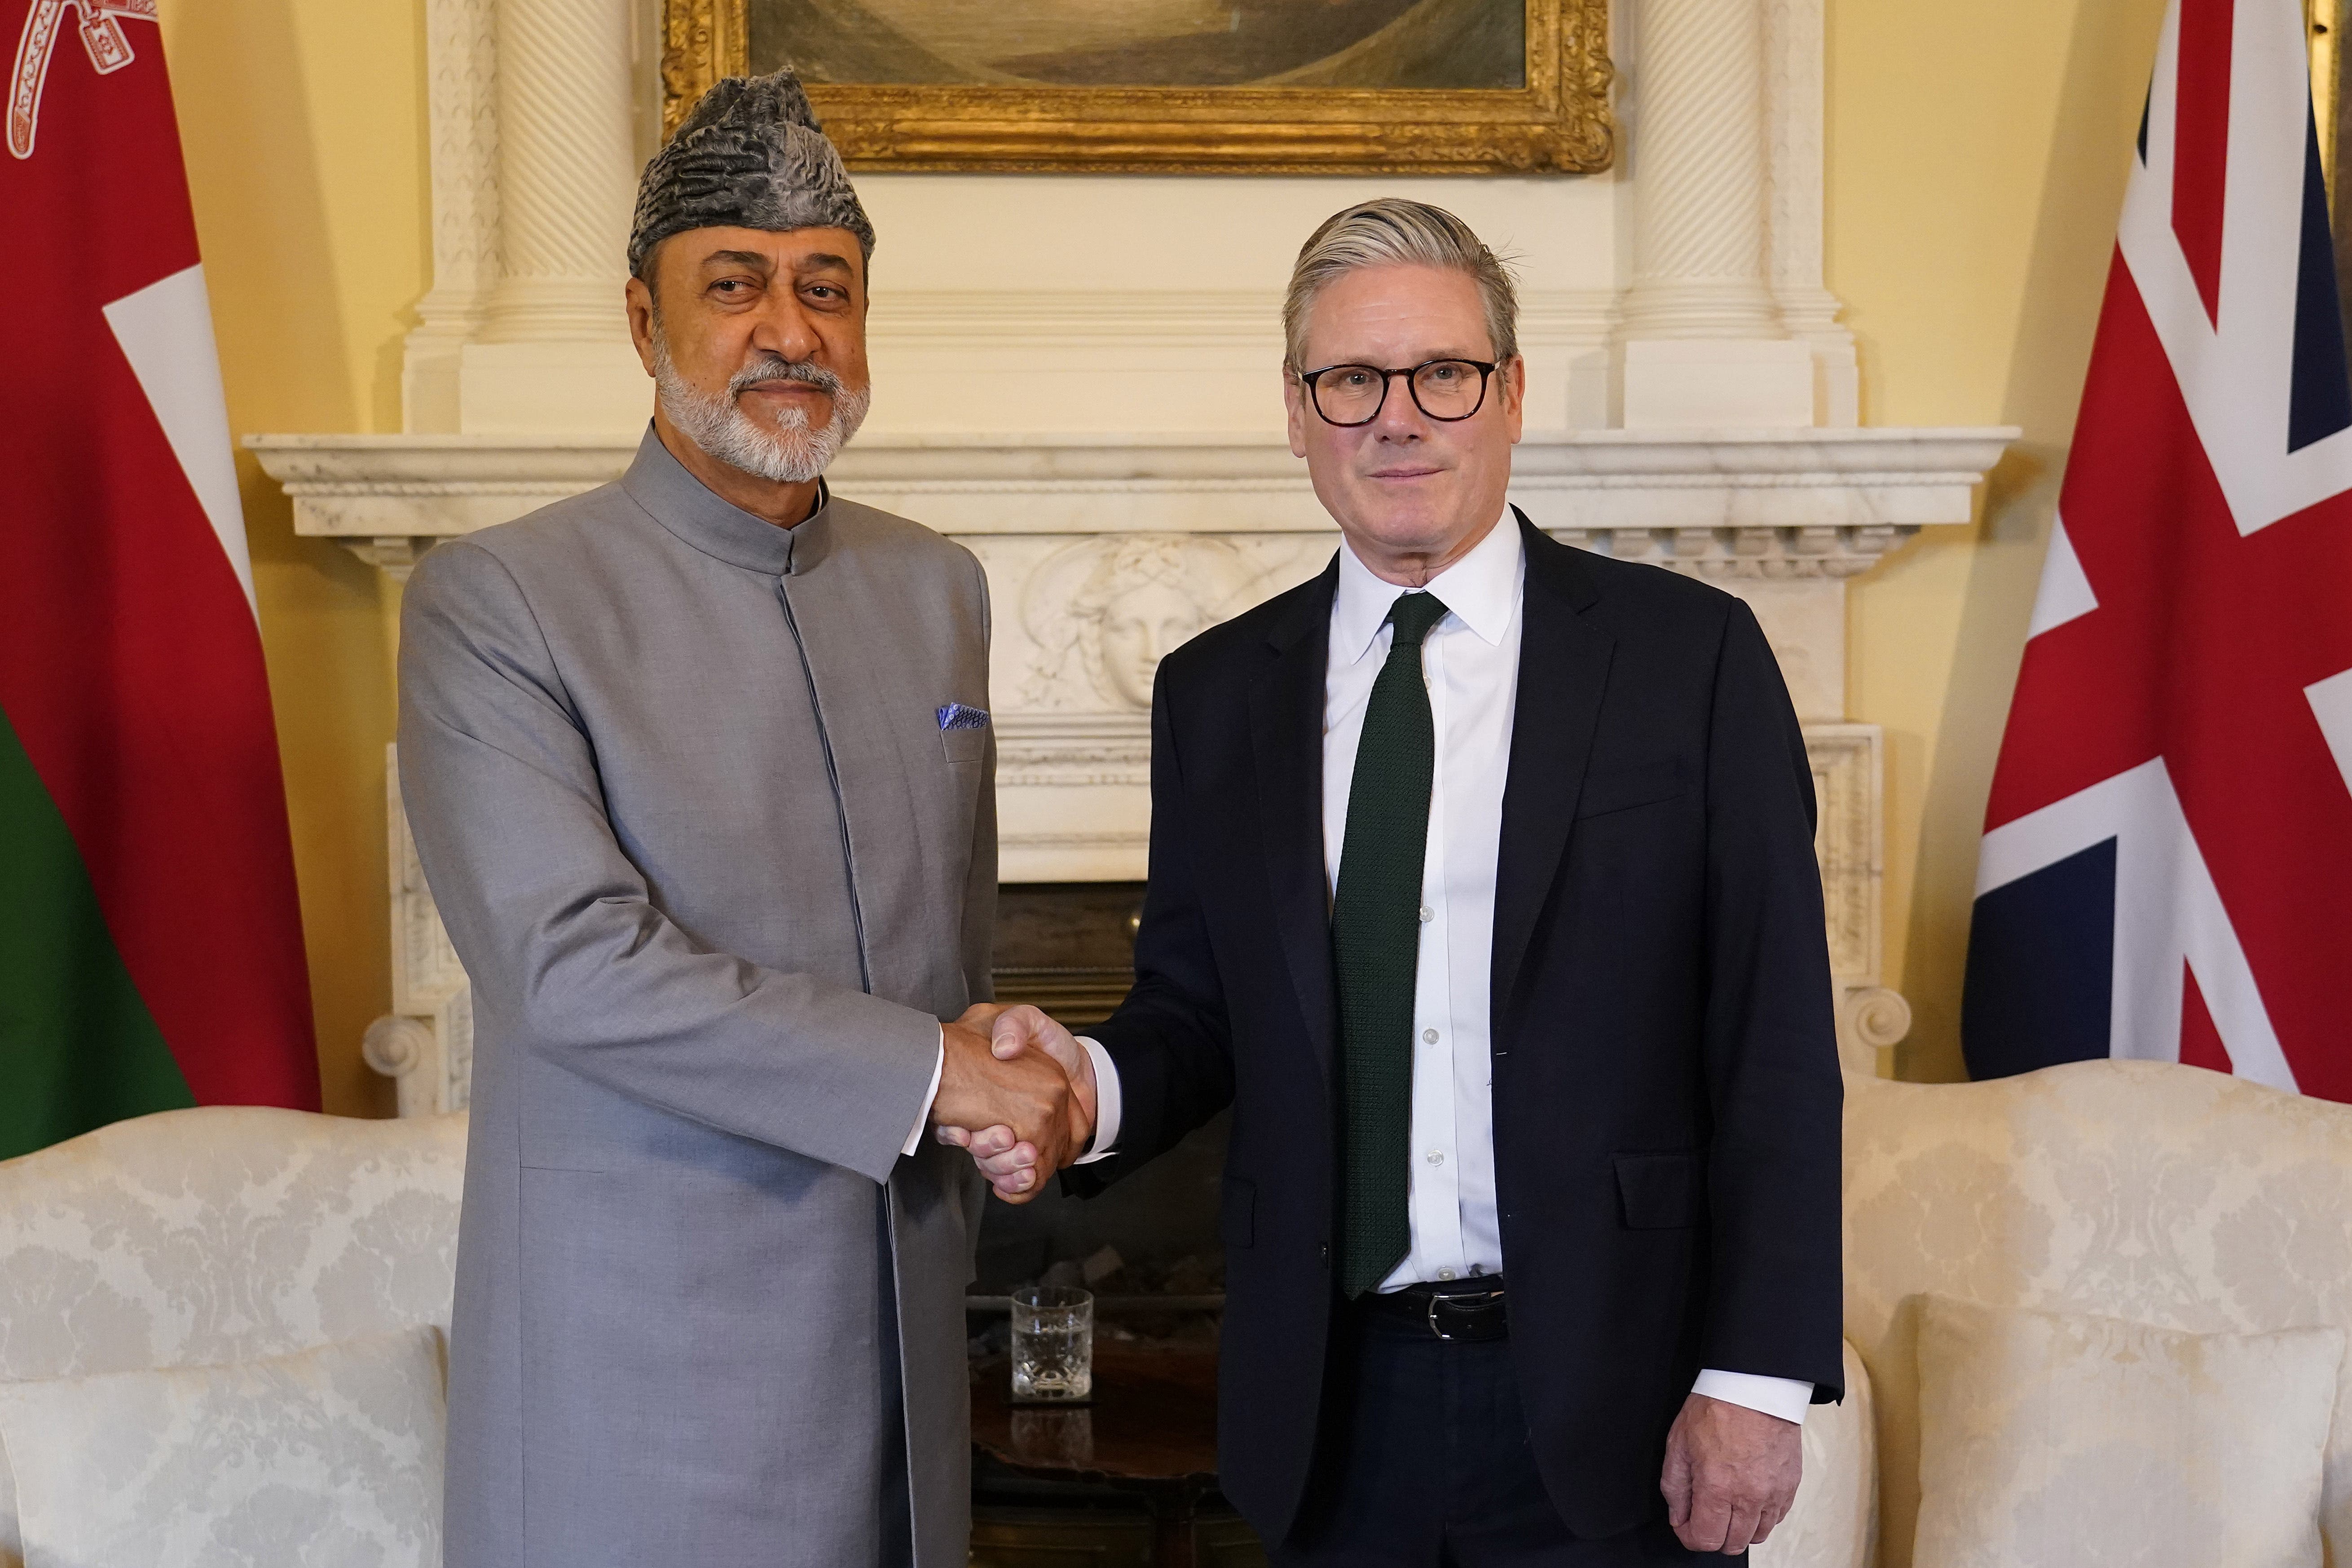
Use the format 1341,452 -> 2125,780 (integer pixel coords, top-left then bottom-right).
731,360 -> 844,398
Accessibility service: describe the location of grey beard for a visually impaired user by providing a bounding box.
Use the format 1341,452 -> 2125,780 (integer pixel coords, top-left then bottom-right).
651,333 -> 871,484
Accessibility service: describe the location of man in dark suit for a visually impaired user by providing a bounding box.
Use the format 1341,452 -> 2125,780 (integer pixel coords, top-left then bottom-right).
946,199 -> 1843,1564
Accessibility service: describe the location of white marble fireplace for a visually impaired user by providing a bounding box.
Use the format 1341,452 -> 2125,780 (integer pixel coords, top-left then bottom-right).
250,0 -> 2013,1116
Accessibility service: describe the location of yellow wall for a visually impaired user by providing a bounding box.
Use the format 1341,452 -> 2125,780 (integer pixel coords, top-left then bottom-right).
1833,0 -> 2164,1079
160,0 -> 427,1116
163,0 -> 2172,1105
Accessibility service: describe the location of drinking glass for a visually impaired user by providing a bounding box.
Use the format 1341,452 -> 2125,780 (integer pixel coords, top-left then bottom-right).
1010,1284 -> 1093,1402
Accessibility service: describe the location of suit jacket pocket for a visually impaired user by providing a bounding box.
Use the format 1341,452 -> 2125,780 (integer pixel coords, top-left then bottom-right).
1220,1176 -> 1256,1250
1614,1151 -> 1706,1229
1576,758 -> 1686,819
940,724 -> 989,764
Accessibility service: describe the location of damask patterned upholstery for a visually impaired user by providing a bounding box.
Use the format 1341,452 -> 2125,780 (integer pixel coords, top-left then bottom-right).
1752,1340 -> 1877,1568
0,1106 -> 466,1568
15,1065 -> 2328,1568
0,1104 -> 1888,1567
1908,1297 -> 2338,1567
0,1326 -> 449,1568
1845,1061 -> 2352,1568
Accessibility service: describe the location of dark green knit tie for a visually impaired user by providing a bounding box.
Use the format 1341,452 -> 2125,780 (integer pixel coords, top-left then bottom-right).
1332,590 -> 1449,1299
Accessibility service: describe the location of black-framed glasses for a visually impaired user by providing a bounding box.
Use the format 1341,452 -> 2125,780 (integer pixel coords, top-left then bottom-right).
1296,358 -> 1498,427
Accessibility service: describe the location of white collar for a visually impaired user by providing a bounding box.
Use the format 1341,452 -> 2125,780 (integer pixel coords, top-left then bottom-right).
1330,506 -> 1523,666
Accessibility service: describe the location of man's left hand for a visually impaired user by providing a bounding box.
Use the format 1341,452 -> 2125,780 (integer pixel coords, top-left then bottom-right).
1660,1392 -> 1801,1555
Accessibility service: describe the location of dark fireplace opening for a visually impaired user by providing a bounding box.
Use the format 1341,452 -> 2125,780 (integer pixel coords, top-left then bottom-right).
971,883 -> 1267,1567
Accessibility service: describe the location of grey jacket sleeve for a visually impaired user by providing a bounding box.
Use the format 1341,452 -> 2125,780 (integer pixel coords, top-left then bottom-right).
396,539 -> 940,1185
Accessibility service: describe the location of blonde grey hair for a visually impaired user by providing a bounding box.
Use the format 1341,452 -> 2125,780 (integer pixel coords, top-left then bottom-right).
1281,198 -> 1520,371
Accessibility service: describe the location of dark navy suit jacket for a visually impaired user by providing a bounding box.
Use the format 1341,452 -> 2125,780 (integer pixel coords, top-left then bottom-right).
1070,511 -> 1845,1545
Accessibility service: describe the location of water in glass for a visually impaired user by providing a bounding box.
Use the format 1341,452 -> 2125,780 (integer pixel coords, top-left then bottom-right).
1011,1284 -> 1093,1403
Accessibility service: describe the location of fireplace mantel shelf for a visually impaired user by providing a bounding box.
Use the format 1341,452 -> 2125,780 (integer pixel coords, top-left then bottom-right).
249,425 -> 2018,586
251,426 -> 2015,522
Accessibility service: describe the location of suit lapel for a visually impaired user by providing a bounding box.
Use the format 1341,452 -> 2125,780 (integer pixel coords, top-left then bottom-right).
1493,513 -> 1614,1035
1249,559 -> 1341,1091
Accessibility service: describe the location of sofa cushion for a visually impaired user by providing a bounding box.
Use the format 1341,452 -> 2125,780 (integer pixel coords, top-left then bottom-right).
1912,1296 -> 2339,1568
0,1105 -> 466,1566
1844,1062 -> 2352,1568
0,1326 -> 445,1568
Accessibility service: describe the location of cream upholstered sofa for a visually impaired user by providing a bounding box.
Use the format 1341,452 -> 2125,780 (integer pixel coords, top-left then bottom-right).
0,1107 -> 466,1568
0,1106 -> 1881,1568
3,1062 -> 2341,1568
1759,1058 -> 2352,1568
1839,1060 -> 2352,1568
0,1112 -> 1877,1568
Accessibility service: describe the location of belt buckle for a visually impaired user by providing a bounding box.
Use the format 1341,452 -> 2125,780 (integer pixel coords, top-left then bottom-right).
1420,1279 -> 1496,1344
1425,1286 -> 1500,1341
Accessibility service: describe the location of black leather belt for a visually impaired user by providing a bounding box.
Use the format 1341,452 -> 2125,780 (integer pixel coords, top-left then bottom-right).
1360,1278 -> 1508,1342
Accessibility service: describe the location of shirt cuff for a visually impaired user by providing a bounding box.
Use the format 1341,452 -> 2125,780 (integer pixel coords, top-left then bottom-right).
1071,1036 -> 1121,1163
900,1031 -> 947,1158
1691,1370 -> 1813,1426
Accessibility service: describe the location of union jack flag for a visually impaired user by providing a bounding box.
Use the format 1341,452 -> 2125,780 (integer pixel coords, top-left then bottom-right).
1964,0 -> 2352,1099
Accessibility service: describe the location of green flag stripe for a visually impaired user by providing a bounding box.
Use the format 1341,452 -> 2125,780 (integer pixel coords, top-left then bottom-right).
0,704 -> 194,1161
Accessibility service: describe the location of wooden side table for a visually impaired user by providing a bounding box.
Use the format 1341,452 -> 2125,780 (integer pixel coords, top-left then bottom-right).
970,1346 -> 1263,1568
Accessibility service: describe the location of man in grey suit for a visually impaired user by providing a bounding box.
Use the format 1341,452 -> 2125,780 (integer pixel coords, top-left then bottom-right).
398,71 -> 1089,1568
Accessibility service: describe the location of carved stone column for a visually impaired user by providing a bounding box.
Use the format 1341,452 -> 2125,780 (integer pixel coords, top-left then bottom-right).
457,0 -> 647,433
1621,0 -> 1777,338
481,0 -> 634,344
1615,0 -> 1814,428
1763,0 -> 1860,426
401,0 -> 500,432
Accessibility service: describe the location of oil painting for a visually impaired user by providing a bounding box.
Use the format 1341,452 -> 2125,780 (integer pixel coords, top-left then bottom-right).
661,0 -> 1611,173
747,0 -> 1526,92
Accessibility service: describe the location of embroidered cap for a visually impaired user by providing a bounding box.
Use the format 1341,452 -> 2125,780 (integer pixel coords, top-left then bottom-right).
628,68 -> 874,277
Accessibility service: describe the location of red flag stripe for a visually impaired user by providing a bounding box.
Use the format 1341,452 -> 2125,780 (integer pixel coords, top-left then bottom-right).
2179,963 -> 2234,1073
2173,0 -> 2234,326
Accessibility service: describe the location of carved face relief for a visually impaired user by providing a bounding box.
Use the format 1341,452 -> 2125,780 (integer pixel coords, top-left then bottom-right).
1023,534 -> 1267,711
1095,577 -> 1212,709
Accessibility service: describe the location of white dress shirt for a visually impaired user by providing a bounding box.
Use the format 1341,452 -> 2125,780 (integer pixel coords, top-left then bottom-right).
1322,499 -> 1521,1291
1008,514 -> 1805,1425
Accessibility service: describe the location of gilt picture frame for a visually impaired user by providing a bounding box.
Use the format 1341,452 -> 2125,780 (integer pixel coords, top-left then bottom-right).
659,0 -> 1613,174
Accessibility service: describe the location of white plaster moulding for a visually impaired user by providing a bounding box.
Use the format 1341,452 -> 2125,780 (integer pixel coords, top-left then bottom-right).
863,289 -> 1620,349
248,426 -> 2018,550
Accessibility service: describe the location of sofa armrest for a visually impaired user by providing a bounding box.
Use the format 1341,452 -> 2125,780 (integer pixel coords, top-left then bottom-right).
1751,1340 -> 1878,1568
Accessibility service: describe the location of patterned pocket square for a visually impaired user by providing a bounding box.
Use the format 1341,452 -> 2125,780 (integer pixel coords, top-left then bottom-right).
937,703 -> 990,731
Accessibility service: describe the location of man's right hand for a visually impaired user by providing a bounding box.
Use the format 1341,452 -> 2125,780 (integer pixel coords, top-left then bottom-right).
936,1007 -> 1096,1202
930,1017 -> 1089,1186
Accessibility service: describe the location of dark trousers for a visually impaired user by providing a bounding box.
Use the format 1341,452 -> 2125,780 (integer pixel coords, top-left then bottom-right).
1273,1303 -> 1707,1568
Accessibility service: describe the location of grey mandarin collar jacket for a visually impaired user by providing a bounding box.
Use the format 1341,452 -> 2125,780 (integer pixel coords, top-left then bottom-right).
400,425 -> 995,1568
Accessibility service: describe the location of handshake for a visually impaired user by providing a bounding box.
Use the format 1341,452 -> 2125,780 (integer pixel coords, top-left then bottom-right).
929,1004 -> 1096,1204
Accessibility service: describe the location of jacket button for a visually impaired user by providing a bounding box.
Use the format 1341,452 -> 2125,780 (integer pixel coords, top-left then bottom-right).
1319,1242 -> 1330,1268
